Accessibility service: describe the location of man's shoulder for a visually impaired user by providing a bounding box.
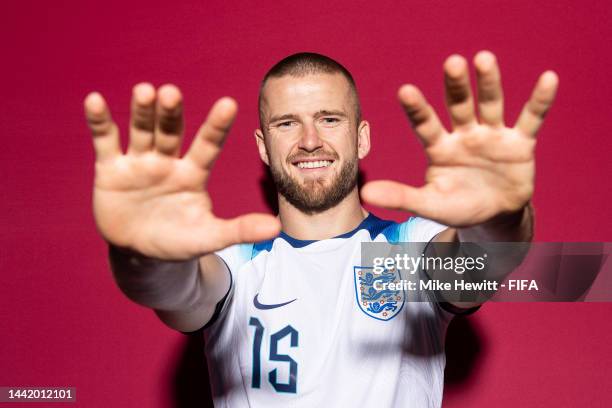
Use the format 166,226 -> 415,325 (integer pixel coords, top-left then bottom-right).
365,214 -> 447,243
214,243 -> 256,272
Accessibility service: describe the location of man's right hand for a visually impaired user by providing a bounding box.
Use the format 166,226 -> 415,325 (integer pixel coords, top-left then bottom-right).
84,83 -> 281,260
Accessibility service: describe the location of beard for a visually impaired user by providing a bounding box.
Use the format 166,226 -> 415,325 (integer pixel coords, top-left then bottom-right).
269,153 -> 358,215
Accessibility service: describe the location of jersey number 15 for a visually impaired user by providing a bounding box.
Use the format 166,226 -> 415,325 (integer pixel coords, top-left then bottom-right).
249,317 -> 299,393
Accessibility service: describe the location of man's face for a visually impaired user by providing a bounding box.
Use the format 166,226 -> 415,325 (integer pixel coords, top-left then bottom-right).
256,73 -> 370,214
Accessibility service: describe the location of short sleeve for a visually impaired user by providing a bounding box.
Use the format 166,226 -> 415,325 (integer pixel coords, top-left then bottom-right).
401,217 -> 448,242
215,243 -> 254,276
404,217 -> 481,317
183,244 -> 254,333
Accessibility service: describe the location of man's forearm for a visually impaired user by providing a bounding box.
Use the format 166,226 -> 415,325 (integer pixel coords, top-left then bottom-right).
431,203 -> 534,308
457,202 -> 534,243
108,245 -> 201,311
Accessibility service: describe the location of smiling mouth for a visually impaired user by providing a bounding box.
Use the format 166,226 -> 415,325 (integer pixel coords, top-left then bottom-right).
295,160 -> 334,169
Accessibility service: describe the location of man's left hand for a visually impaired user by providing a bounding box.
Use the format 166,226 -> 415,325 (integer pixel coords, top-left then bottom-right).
361,51 -> 558,228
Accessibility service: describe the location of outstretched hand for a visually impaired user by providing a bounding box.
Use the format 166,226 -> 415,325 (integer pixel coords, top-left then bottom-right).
85,84 -> 280,260
361,51 -> 559,227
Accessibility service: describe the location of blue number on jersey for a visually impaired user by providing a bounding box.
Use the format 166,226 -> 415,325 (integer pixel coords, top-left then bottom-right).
249,317 -> 299,393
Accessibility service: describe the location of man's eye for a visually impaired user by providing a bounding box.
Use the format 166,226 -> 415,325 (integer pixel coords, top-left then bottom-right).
278,121 -> 294,128
322,117 -> 340,124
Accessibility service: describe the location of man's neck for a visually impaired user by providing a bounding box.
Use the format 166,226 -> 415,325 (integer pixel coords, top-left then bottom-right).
278,188 -> 368,241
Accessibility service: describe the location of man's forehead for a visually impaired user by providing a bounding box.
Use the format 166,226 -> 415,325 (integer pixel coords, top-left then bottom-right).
260,73 -> 353,114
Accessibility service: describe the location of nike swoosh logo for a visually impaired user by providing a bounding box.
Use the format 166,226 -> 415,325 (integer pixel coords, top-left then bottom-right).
253,293 -> 297,310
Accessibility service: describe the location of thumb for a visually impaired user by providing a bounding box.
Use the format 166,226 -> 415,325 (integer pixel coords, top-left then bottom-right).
210,213 -> 281,250
361,180 -> 431,215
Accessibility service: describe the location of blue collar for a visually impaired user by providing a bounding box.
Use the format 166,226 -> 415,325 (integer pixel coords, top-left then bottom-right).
255,213 -> 394,251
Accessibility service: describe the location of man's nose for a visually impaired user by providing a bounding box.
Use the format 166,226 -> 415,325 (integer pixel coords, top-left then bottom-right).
298,123 -> 323,152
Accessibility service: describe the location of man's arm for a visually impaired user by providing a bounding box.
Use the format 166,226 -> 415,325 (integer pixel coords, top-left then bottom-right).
432,203 -> 534,309
154,254 -> 231,332
438,202 -> 534,244
109,247 -> 230,332
84,83 -> 279,331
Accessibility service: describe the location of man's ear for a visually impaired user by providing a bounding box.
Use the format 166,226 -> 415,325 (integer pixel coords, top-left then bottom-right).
357,120 -> 371,159
255,129 -> 270,166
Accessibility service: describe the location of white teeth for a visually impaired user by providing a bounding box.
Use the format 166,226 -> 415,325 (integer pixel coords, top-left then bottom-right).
297,160 -> 332,169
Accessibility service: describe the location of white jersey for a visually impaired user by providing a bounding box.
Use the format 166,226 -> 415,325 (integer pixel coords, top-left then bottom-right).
203,214 -> 462,408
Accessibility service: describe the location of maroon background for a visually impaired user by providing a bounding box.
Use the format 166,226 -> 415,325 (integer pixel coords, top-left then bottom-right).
2,0 -> 611,407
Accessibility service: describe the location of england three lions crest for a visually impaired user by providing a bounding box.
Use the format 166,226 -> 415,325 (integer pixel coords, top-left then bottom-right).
353,266 -> 405,321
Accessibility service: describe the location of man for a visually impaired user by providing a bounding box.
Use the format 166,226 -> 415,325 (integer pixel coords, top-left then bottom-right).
84,52 -> 558,407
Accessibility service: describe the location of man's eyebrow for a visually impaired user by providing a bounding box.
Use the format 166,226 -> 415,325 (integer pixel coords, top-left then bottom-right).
314,110 -> 348,118
269,113 -> 300,124
268,110 -> 348,125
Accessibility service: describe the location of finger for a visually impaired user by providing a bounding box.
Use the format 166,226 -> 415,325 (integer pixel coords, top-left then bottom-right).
154,84 -> 184,156
128,83 -> 156,154
84,92 -> 121,162
474,50 -> 504,127
185,97 -> 238,170
514,71 -> 559,137
361,180 -> 433,216
444,54 -> 477,129
209,213 -> 281,249
398,84 -> 447,146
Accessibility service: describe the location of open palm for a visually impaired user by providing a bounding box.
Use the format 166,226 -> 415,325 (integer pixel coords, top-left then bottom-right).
85,84 -> 280,260
361,51 -> 559,227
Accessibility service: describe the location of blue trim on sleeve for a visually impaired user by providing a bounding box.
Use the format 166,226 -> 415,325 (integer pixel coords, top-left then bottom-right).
252,239 -> 274,258
378,216 -> 418,244
362,213 -> 395,240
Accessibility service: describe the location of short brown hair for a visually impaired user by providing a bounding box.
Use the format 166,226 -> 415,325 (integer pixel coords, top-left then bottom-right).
258,52 -> 361,129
